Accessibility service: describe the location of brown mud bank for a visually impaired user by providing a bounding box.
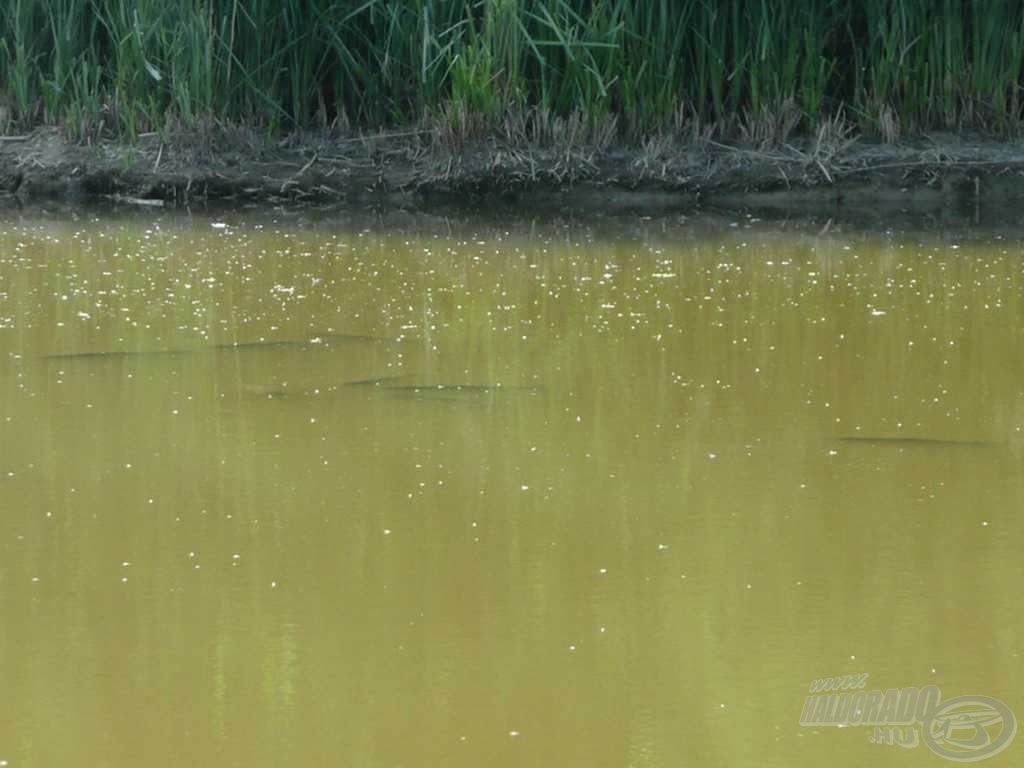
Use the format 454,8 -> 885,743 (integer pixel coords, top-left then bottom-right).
4,128 -> 1024,224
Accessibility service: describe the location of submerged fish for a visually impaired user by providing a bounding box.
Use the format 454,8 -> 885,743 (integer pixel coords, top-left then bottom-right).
45,332 -> 393,360
342,374 -> 415,387
242,374 -> 413,399
837,436 -> 994,447
240,376 -> 541,401
215,333 -> 395,351
379,384 -> 543,398
215,340 -> 307,351
249,388 -> 293,399
385,383 -> 540,391
42,349 -> 188,360
307,332 -> 403,344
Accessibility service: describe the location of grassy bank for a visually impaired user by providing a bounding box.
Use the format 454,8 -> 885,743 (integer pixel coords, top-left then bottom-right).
3,1 -> 1024,143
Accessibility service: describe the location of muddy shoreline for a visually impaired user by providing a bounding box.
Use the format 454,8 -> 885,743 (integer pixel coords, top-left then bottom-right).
3,128 -> 1024,223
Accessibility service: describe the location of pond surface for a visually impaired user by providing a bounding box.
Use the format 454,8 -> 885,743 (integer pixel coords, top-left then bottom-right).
0,207 -> 1021,767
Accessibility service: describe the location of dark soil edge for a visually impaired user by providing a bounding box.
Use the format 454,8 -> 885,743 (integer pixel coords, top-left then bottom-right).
4,128 -> 1024,226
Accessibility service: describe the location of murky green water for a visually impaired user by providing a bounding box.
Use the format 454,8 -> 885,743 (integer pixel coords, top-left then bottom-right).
0,207 -> 1021,767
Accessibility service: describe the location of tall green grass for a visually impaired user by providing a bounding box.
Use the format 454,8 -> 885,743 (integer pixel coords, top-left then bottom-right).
2,0 -> 1024,141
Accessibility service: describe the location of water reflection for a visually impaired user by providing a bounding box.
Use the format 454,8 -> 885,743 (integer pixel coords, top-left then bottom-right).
0,208 -> 1021,767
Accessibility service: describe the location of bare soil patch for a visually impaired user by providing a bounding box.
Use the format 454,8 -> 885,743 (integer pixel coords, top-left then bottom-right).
3,128 -> 1024,222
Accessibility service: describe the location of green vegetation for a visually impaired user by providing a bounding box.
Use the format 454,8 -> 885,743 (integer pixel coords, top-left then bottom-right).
3,0 -> 1024,142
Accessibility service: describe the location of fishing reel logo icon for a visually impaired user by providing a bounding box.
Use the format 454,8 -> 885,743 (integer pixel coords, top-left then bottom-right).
923,695 -> 1017,762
